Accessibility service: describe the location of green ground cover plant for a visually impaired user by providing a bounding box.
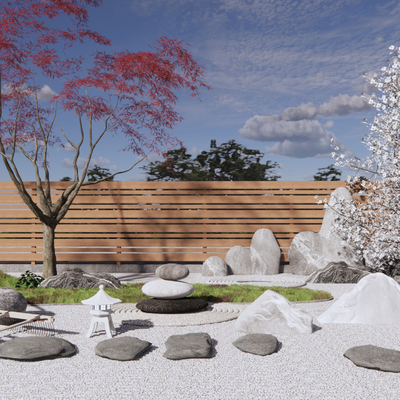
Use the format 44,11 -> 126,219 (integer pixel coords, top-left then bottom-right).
0,270 -> 332,305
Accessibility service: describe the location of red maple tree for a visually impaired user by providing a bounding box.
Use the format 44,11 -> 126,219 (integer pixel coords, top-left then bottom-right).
0,0 -> 211,278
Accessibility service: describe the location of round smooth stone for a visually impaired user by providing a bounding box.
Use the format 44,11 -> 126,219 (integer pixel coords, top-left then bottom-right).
142,280 -> 194,299
155,264 -> 189,281
136,298 -> 208,314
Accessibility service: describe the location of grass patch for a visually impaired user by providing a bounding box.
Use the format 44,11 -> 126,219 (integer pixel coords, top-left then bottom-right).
0,270 -> 332,305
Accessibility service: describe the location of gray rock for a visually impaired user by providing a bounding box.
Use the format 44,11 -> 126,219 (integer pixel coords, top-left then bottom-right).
155,264 -> 189,281
163,332 -> 213,360
250,229 -> 281,275
305,261 -> 373,284
202,256 -> 228,277
232,334 -> 279,356
95,337 -> 152,361
136,298 -> 208,314
142,280 -> 194,299
344,345 -> 400,372
0,336 -> 76,361
225,245 -> 251,275
288,187 -> 365,275
0,286 -> 27,312
38,268 -> 121,289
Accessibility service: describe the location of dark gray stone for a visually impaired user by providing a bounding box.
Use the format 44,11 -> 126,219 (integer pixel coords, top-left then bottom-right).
38,268 -> 121,289
136,298 -> 208,314
163,332 -> 213,360
0,286 -> 27,312
155,264 -> 189,281
232,334 -> 279,356
305,262 -> 373,284
344,345 -> 400,372
0,336 -> 76,361
95,337 -> 152,361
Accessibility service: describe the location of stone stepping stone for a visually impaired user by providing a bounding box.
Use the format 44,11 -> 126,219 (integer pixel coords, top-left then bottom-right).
0,336 -> 76,361
344,345 -> 400,372
136,298 -> 208,314
163,332 -> 213,360
232,333 -> 279,356
95,337 -> 152,361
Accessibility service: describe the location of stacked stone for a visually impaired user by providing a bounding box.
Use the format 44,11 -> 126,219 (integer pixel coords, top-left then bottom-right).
136,264 -> 208,314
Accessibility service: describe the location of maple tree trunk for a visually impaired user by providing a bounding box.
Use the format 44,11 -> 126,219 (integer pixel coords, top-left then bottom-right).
41,223 -> 57,279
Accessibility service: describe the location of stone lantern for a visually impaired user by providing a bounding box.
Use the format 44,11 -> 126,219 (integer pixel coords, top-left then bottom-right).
81,285 -> 122,339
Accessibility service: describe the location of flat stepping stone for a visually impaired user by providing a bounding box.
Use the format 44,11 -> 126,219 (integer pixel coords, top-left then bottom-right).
95,337 -> 152,361
0,336 -> 76,361
232,334 -> 279,356
163,332 -> 213,360
136,298 -> 208,314
344,345 -> 400,372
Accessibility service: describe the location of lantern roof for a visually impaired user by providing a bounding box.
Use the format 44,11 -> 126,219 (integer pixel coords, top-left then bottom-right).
81,285 -> 122,306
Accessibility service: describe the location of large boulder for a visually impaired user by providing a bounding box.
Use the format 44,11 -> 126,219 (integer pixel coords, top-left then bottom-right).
318,272 -> 400,324
235,290 -> 313,334
225,246 -> 251,275
38,268 -> 122,289
305,261 -> 373,284
202,256 -> 228,277
288,187 -> 365,275
0,286 -> 27,312
250,229 -> 280,275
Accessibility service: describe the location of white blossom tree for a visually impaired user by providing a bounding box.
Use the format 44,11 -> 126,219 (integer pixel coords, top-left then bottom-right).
316,44 -> 400,276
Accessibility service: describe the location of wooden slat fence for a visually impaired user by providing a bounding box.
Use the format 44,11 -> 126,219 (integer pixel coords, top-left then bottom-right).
0,181 -> 372,265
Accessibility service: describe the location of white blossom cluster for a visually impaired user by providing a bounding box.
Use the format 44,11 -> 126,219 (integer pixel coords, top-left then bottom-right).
316,45 -> 400,273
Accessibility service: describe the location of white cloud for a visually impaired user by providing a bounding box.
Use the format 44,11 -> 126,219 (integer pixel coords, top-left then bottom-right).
318,94 -> 372,116
239,92 -> 373,158
61,156 -> 111,170
37,85 -> 57,101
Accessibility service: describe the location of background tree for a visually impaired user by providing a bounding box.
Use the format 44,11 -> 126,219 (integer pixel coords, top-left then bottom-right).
61,165 -> 114,182
142,140 -> 281,181
313,164 -> 342,181
317,45 -> 400,276
0,0 -> 211,278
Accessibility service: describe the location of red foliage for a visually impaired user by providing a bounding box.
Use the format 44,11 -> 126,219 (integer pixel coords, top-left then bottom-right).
0,0 -> 212,165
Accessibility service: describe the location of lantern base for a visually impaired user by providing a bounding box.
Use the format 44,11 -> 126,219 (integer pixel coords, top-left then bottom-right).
86,314 -> 116,339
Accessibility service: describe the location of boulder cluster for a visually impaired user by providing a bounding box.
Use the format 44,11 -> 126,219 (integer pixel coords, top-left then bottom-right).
202,186 -> 396,283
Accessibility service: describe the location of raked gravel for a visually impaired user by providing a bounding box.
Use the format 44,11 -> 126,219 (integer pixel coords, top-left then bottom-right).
1,278 -> 400,399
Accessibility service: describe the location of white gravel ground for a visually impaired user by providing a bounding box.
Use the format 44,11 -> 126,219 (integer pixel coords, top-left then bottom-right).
1,275 -> 400,399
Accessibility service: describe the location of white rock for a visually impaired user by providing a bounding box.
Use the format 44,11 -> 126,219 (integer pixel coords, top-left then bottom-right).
142,280 -> 194,299
202,256 -> 228,277
318,272 -> 400,324
288,187 -> 364,275
235,290 -> 313,334
225,245 -> 251,275
250,229 -> 280,275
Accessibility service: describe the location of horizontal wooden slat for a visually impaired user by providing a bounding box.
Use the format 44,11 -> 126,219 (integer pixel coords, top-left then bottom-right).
0,180 -> 379,265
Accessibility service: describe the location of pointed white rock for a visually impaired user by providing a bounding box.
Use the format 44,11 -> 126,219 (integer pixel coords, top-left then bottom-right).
235,290 -> 313,334
250,229 -> 280,275
318,273 -> 400,324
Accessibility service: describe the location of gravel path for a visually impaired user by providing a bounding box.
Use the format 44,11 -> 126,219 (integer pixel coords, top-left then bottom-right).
1,278 -> 400,399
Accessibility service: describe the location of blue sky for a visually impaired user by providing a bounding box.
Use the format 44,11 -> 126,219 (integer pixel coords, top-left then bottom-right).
2,0 -> 400,182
